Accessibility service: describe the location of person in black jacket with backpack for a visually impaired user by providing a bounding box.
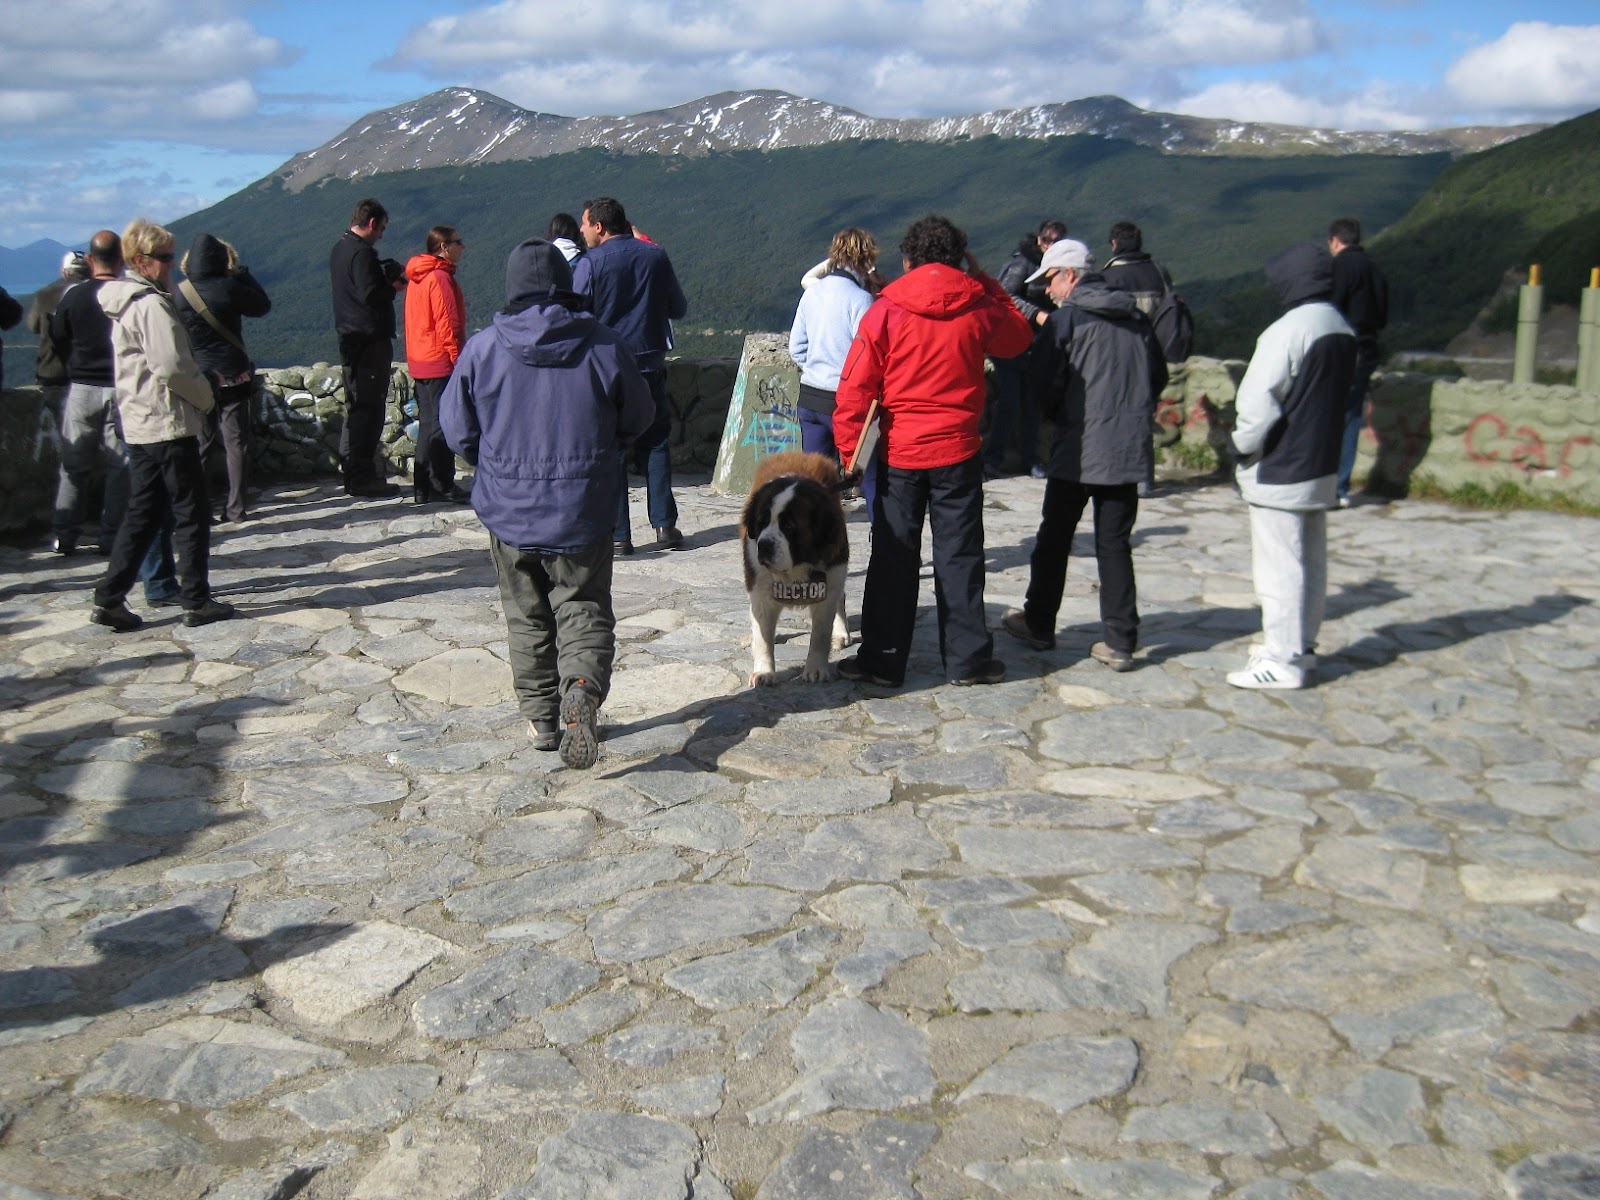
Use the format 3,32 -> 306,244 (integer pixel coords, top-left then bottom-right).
175,233 -> 271,524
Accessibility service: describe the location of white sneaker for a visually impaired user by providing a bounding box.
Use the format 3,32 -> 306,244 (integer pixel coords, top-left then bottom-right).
1227,652 -> 1306,690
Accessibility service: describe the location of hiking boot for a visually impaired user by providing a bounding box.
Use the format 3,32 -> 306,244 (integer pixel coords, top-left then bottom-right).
1001,608 -> 1054,651
90,603 -> 142,632
837,656 -> 899,687
1090,641 -> 1135,672
183,599 -> 237,627
528,720 -> 560,752
951,659 -> 1006,686
558,682 -> 601,769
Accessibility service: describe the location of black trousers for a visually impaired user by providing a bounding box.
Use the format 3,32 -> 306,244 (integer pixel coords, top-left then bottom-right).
856,453 -> 994,684
339,334 -> 392,486
1023,478 -> 1140,653
94,438 -> 212,609
411,375 -> 456,495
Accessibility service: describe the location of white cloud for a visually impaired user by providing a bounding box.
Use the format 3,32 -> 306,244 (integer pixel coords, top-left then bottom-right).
1173,79 -> 1430,131
1444,22 -> 1600,115
0,0 -> 291,139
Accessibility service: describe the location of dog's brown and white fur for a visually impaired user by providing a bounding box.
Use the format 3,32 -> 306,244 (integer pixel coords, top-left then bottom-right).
741,451 -> 851,686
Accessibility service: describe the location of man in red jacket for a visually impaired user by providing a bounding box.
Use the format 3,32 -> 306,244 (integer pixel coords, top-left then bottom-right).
834,214 -> 1033,687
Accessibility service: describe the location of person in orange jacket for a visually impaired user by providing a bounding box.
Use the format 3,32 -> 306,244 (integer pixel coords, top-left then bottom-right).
404,225 -> 469,503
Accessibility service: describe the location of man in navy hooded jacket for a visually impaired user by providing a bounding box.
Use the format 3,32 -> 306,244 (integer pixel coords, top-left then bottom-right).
442,239 -> 652,769
1228,241 -> 1356,690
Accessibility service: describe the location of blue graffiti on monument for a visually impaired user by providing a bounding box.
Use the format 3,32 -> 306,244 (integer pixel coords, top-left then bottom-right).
739,373 -> 800,456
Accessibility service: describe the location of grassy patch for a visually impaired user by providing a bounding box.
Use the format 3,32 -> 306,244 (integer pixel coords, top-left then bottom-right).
1156,442 -> 1220,472
1404,473 -> 1600,516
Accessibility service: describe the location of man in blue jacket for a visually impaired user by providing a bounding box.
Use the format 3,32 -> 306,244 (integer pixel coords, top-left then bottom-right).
442,239 -> 652,768
572,197 -> 689,554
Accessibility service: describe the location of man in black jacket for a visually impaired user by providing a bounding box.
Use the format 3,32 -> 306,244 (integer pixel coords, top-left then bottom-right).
1328,217 -> 1388,506
330,197 -> 401,498
49,231 -> 129,556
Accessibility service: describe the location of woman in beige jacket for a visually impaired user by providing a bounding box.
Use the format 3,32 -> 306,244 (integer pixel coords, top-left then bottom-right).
90,219 -> 235,631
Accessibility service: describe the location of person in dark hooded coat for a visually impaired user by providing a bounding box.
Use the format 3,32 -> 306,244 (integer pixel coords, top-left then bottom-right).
1227,241 -> 1356,690
174,233 -> 271,523
441,239 -> 652,769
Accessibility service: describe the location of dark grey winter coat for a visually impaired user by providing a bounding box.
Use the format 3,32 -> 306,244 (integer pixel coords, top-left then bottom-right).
1028,276 -> 1168,486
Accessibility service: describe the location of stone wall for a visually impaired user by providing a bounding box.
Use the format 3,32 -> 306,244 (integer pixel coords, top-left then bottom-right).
2,349 -> 1596,538
0,359 -> 740,538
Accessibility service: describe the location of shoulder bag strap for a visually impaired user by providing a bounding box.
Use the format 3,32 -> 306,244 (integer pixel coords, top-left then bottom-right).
179,279 -> 247,354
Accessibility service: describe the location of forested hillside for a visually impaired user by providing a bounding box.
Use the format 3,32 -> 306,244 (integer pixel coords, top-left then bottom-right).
168,135 -> 1450,365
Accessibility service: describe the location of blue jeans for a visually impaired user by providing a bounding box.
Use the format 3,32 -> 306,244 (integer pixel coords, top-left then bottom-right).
1336,356 -> 1377,499
140,510 -> 179,603
614,369 -> 677,539
799,405 -> 877,515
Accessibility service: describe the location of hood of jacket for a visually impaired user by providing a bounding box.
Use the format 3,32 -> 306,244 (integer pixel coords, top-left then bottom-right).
405,253 -> 456,285
880,262 -> 989,320
1266,242 -> 1334,311
490,301 -> 598,368
1063,275 -> 1140,320
96,271 -> 162,319
185,233 -> 230,280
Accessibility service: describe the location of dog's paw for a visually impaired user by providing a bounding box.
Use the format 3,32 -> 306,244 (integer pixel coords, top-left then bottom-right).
749,671 -> 777,688
832,630 -> 853,650
799,661 -> 835,683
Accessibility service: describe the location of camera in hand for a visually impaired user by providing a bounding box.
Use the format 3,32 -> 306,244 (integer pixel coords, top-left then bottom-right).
379,257 -> 405,286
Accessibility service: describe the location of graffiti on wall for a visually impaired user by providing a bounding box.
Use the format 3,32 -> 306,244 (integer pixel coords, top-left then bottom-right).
738,372 -> 799,457
1464,413 -> 1595,477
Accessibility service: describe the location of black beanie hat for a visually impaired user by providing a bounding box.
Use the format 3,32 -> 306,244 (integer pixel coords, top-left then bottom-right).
505,238 -> 573,306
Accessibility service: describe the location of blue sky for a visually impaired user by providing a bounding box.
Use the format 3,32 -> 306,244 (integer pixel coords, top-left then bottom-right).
1,0 -> 1596,247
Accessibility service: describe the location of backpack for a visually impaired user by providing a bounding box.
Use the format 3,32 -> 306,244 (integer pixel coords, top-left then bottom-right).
1109,258 -> 1194,365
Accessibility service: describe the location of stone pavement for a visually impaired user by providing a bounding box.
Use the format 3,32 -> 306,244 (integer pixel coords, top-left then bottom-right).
1,474 -> 1598,1200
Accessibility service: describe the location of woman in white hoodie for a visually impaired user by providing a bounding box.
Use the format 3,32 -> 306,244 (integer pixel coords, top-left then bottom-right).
788,227 -> 881,509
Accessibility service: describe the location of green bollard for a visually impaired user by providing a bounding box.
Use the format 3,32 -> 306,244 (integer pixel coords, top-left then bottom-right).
1511,264 -> 1543,385
1579,269 -> 1600,393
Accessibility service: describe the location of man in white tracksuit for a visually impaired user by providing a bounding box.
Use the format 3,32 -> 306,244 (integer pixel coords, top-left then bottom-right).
1228,241 -> 1357,689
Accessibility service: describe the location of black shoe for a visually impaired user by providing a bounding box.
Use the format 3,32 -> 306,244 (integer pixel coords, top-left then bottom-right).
91,604 -> 142,632
413,478 -> 433,505
528,720 -> 560,752
654,526 -> 684,550
558,683 -> 601,769
837,656 -> 900,687
444,484 -> 472,504
183,599 -> 236,627
52,534 -> 77,556
951,660 -> 1006,686
347,480 -> 400,499
614,540 -> 634,557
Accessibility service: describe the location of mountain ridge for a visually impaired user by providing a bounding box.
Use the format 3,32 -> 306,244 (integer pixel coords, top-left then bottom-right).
267,88 -> 1540,193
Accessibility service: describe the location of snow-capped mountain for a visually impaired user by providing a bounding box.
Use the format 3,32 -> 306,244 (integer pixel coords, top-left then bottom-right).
267,88 -> 1540,192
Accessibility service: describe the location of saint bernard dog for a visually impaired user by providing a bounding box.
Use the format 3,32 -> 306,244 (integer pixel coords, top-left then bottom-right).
741,450 -> 851,686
